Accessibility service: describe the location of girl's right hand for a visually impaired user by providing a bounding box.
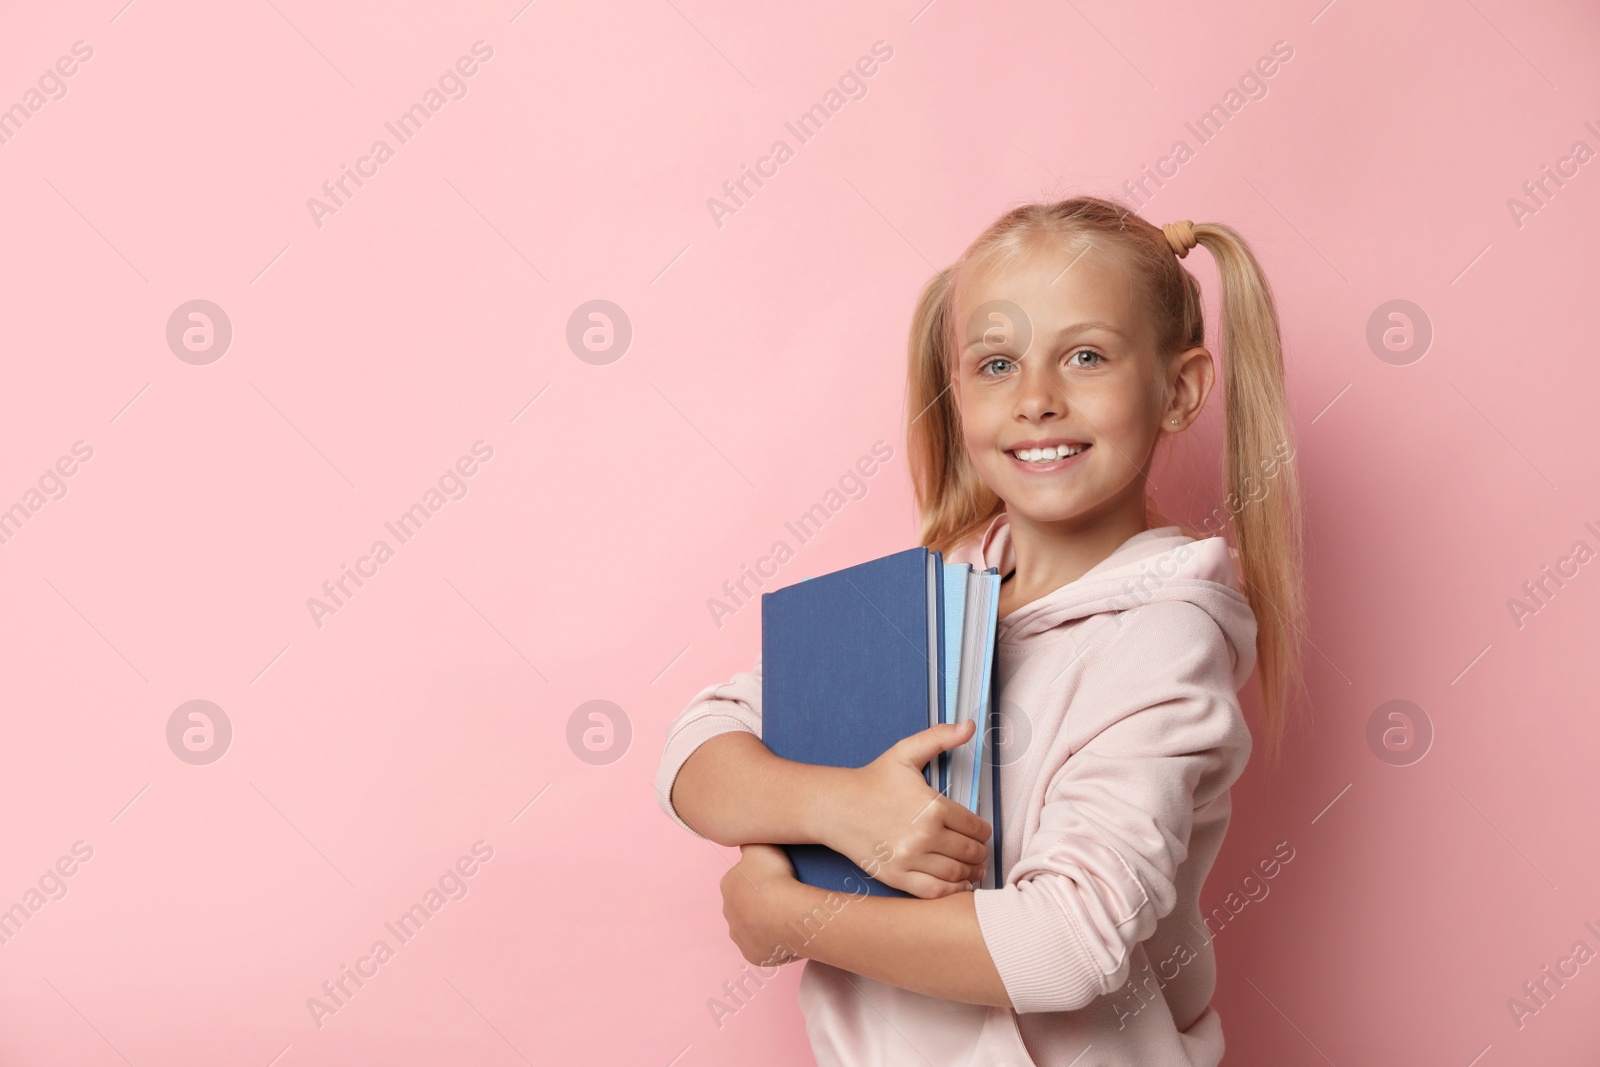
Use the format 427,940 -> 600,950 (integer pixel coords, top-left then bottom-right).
825,719 -> 993,900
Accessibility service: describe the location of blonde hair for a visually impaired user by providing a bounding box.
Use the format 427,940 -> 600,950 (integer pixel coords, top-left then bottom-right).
905,196 -> 1306,764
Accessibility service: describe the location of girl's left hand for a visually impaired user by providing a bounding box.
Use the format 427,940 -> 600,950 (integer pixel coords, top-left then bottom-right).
720,843 -> 804,968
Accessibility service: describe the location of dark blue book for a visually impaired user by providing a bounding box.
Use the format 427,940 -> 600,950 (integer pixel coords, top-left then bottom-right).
761,547 -> 947,898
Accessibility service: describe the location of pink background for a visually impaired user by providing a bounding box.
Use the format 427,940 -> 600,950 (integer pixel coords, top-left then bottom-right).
1,0 -> 1597,1063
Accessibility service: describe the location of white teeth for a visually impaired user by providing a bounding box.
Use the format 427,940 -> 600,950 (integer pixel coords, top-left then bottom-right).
1014,444 -> 1085,462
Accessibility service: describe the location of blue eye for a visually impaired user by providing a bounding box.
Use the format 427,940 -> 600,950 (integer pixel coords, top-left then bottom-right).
1069,349 -> 1103,367
978,356 -> 1015,377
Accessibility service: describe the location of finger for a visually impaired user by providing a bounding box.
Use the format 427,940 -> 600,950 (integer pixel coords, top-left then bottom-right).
939,801 -> 993,844
931,826 -> 989,867
898,871 -> 975,900
904,852 -> 987,886
886,720 -> 975,771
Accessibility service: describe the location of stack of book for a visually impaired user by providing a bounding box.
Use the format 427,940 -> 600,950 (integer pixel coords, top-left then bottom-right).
760,546 -> 1002,897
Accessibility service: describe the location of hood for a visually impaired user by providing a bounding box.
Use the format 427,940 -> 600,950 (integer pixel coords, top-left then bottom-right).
947,511 -> 1258,690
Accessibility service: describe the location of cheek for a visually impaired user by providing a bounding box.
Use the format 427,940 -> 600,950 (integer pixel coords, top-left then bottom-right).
1083,382 -> 1157,443
953,386 -> 995,444
967,416 -> 1009,464
964,414 -> 994,448
1102,407 -> 1150,443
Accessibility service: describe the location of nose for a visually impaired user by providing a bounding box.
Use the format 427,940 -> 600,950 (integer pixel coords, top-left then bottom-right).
1014,356 -> 1063,422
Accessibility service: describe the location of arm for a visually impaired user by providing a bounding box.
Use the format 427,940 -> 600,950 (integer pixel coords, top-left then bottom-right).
721,846 -> 1010,1007
656,656 -> 850,847
657,657 -> 992,896
671,730 -> 854,848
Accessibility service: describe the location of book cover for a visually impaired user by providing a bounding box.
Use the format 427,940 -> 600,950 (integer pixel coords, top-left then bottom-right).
761,547 -> 944,898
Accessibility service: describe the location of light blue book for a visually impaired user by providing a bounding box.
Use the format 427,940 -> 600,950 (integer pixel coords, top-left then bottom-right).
937,562 -> 972,794
968,570 -> 1001,814
945,567 -> 1000,811
954,567 -> 1001,889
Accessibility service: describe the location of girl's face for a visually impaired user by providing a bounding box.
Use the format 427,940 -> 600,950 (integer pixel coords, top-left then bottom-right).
949,245 -> 1169,531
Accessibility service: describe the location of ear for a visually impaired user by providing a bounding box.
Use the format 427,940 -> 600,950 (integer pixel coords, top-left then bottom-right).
1164,346 -> 1215,431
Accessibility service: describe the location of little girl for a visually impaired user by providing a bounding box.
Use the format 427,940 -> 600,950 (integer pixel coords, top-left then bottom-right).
655,196 -> 1306,1066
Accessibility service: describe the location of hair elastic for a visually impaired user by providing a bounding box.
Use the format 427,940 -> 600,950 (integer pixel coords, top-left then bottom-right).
1162,220 -> 1198,258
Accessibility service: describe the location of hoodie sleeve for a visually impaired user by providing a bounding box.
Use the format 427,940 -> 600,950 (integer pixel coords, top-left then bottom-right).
654,657 -> 764,839
971,601 -> 1252,1014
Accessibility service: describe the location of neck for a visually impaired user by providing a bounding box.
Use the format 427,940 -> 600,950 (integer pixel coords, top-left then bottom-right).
1004,489 -> 1152,592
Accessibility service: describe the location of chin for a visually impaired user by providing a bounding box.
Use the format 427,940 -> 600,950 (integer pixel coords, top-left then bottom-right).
1004,492 -> 1091,521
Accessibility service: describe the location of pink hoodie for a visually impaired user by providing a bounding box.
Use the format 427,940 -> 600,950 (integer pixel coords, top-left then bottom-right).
656,512 -> 1258,1066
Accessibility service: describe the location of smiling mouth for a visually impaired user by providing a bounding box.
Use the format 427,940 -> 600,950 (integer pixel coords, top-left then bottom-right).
1007,443 -> 1090,466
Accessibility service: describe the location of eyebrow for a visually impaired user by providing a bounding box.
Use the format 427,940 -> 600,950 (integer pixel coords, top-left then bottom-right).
962,320 -> 1126,352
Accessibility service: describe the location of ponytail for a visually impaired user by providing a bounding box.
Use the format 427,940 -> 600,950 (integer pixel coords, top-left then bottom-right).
1193,223 -> 1308,765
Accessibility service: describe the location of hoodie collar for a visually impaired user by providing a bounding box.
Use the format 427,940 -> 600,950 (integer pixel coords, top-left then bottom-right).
952,510 -> 1257,687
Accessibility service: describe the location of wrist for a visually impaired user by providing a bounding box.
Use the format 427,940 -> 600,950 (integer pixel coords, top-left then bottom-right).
798,764 -> 858,848
765,879 -> 830,964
